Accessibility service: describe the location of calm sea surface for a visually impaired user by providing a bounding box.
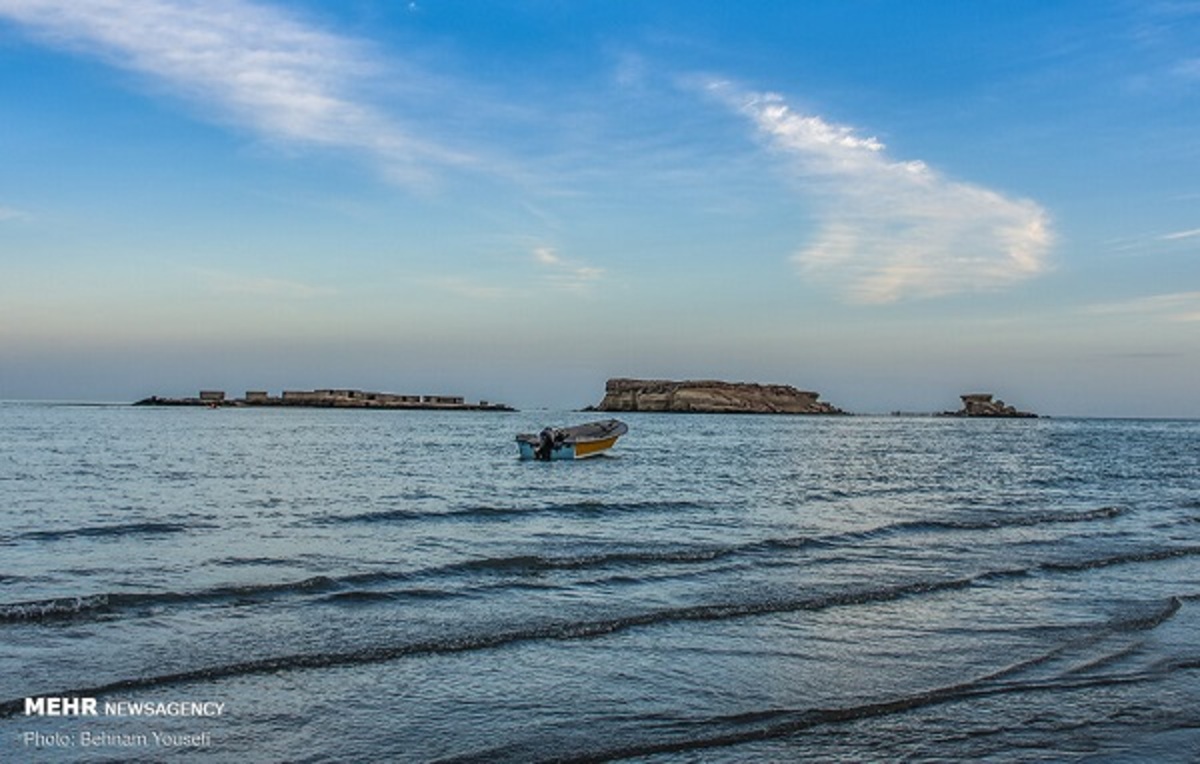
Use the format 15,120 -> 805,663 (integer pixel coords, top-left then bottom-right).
2,402 -> 1199,762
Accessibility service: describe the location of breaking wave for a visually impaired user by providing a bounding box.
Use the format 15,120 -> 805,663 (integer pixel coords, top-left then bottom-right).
436,599 -> 1188,763
0,576 -> 981,717
3,521 -> 195,543
312,499 -> 716,526
0,505 -> 1170,626
2,590 -> 1185,729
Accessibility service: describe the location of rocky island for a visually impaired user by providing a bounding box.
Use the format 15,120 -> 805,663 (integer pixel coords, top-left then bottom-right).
135,388 -> 514,411
943,393 -> 1037,418
590,378 -> 844,414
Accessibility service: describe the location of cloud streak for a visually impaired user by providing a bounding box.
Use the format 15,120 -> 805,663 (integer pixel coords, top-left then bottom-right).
426,246 -> 604,303
531,246 -> 604,293
0,0 -> 470,185
707,82 -> 1052,303
1087,291 -> 1200,323
1161,227 -> 1200,241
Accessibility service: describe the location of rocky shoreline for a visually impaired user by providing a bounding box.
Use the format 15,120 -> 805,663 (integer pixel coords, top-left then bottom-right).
132,381 -> 1039,418
589,378 -> 845,415
940,393 -> 1038,418
134,388 -> 514,411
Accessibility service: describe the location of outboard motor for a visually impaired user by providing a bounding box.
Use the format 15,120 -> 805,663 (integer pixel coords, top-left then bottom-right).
534,427 -> 557,461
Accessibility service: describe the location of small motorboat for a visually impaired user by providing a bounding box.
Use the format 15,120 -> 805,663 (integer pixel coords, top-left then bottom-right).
515,419 -> 628,461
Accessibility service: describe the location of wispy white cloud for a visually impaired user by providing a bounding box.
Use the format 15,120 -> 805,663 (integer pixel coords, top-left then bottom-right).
0,205 -> 30,221
531,245 -> 604,293
705,82 -> 1053,303
0,0 -> 471,185
1086,291 -> 1200,322
425,247 -> 603,303
1161,227 -> 1200,240
532,246 -> 561,266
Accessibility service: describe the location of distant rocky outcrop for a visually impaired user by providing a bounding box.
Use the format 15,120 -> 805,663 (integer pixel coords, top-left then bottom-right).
591,378 -> 844,414
944,393 -> 1037,418
133,388 -> 514,411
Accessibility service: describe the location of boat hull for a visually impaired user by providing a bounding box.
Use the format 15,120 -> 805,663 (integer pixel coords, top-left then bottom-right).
516,435 -> 619,461
515,420 -> 627,461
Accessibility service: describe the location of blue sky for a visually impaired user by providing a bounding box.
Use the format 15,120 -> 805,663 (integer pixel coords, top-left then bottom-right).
1,1 -> 1198,416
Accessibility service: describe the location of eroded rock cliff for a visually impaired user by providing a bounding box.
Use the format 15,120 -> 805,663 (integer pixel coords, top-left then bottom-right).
945,393 -> 1037,418
593,378 -> 844,414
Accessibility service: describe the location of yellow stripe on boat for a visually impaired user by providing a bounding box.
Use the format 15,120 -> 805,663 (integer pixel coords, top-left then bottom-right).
574,436 -> 618,458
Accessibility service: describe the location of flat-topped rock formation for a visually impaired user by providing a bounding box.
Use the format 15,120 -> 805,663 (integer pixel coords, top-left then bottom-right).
944,393 -> 1037,418
592,378 -> 844,414
134,388 -> 514,411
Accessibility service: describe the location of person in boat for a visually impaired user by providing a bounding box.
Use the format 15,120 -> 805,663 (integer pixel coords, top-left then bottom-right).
534,427 -> 566,461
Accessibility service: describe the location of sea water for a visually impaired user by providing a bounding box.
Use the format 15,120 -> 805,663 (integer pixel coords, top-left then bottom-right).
1,402 -> 1198,762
